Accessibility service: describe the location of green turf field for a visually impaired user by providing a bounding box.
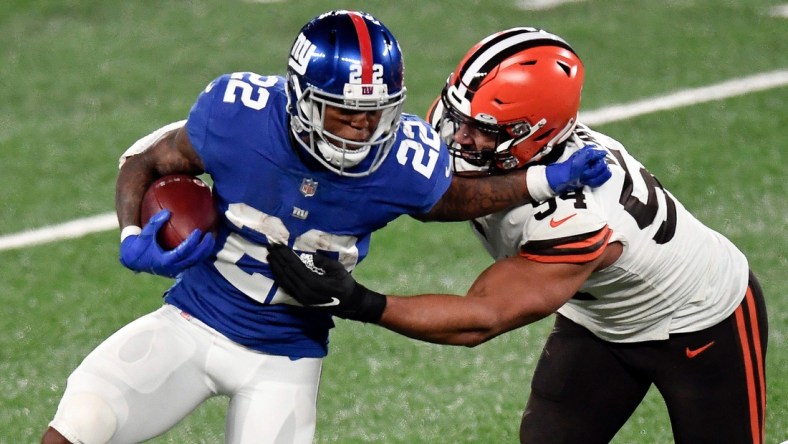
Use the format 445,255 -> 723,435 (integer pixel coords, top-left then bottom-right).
1,0 -> 786,442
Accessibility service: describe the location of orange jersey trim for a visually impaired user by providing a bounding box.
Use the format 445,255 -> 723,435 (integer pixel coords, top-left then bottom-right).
520,225 -> 612,264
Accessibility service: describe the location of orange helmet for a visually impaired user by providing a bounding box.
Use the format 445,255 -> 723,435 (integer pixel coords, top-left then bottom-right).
436,27 -> 584,172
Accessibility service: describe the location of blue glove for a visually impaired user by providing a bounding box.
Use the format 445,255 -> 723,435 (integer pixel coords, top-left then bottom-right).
119,209 -> 215,278
546,145 -> 611,194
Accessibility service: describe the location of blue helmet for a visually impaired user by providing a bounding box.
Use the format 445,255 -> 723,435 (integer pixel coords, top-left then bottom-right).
286,10 -> 406,176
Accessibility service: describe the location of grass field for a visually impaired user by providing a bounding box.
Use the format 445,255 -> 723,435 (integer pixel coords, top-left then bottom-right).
1,0 -> 786,442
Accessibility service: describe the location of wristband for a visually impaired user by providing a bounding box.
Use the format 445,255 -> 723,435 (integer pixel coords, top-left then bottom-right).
120,225 -> 142,242
526,165 -> 553,202
351,283 -> 387,323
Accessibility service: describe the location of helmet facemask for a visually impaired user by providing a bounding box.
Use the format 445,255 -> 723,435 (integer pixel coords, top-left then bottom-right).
288,76 -> 406,176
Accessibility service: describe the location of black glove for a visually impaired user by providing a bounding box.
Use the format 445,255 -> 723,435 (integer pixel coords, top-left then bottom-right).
267,243 -> 386,323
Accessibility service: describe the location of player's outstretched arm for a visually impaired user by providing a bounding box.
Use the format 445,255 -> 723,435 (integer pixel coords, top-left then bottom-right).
378,257 -> 594,346
267,244 -> 602,346
417,146 -> 610,222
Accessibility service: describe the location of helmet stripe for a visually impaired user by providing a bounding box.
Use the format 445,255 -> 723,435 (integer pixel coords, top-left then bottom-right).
457,28 -> 574,96
348,12 -> 374,84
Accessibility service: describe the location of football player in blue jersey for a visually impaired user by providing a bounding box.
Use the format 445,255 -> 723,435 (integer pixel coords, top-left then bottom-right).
41,12 -> 610,444
267,27 -> 767,444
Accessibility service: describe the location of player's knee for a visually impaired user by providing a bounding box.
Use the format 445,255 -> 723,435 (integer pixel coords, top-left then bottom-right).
49,392 -> 117,444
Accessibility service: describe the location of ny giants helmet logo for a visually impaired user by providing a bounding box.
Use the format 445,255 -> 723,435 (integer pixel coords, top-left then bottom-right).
289,33 -> 384,95
288,33 -> 316,76
346,64 -> 386,97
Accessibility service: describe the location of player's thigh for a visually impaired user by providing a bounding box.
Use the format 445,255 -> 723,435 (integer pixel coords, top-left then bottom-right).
520,314 -> 650,444
50,305 -> 214,443
658,276 -> 767,444
223,354 -> 322,444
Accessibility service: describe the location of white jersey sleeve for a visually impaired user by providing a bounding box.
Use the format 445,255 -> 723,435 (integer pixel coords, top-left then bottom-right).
118,120 -> 186,168
471,124 -> 749,342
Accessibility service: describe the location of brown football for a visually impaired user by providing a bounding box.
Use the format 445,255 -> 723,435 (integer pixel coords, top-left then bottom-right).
140,175 -> 218,250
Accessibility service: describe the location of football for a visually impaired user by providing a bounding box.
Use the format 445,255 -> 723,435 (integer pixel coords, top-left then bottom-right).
140,174 -> 218,250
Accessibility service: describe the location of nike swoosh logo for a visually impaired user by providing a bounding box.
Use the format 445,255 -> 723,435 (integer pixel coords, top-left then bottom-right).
445,164 -> 451,177
685,341 -> 715,358
313,297 -> 340,308
549,213 -> 577,228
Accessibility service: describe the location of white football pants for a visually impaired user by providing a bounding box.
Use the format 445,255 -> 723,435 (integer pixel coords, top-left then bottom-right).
48,304 -> 322,444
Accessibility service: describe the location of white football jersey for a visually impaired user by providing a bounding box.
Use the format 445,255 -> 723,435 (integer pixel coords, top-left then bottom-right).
471,124 -> 749,342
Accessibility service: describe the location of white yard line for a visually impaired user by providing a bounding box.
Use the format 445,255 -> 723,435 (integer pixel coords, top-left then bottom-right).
580,69 -> 788,126
1,69 -> 787,252
0,213 -> 118,251
770,3 -> 788,18
516,0 -> 587,10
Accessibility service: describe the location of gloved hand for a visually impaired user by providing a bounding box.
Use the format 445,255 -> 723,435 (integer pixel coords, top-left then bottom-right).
267,243 -> 386,323
119,209 -> 215,278
546,145 -> 611,194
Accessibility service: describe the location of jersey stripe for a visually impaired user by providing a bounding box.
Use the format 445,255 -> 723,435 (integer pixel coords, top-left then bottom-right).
520,225 -> 612,264
348,12 -> 373,84
734,287 -> 765,444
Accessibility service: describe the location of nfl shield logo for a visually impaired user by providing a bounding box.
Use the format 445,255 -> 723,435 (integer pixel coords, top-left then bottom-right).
300,178 -> 318,197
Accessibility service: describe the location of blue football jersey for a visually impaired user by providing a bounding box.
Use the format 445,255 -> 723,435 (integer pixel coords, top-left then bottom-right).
164,72 -> 452,358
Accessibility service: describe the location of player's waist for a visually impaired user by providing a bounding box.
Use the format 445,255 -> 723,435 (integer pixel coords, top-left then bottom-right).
165,278 -> 333,358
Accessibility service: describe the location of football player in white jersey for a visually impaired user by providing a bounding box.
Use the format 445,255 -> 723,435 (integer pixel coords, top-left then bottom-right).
40,14 -> 611,444
268,27 -> 768,443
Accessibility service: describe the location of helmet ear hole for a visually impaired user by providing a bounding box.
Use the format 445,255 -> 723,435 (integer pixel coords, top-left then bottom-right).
534,129 -> 554,142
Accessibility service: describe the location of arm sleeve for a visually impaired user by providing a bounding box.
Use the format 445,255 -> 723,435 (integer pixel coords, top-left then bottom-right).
408,115 -> 454,214
118,120 -> 186,168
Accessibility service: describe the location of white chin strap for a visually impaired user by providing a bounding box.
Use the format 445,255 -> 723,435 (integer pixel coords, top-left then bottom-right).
452,156 -> 488,174
316,140 -> 370,169
528,117 -> 577,164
